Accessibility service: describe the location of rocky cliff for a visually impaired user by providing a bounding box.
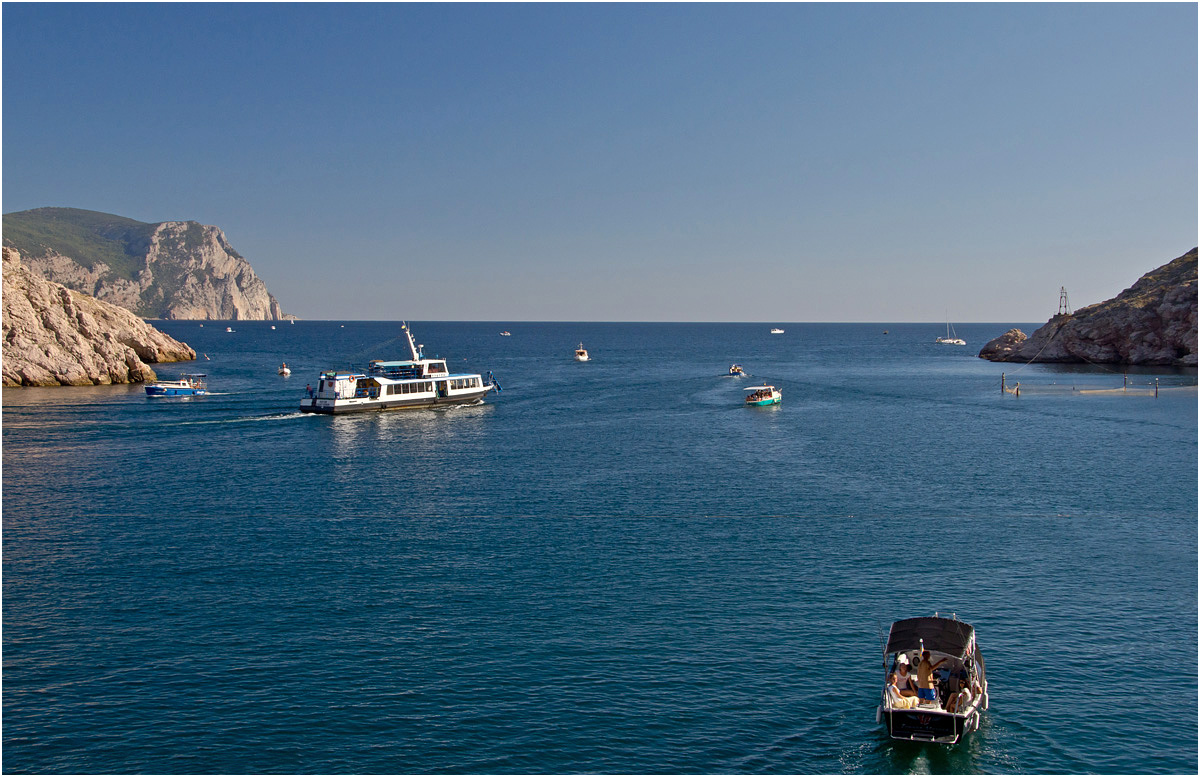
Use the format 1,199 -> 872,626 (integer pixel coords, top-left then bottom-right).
3,207 -> 285,320
2,246 -> 196,386
979,248 -> 1197,367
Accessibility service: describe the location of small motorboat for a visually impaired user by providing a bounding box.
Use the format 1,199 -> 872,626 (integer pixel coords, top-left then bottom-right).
145,374 -> 207,396
574,343 -> 589,362
226,326 -> 234,333
877,614 -> 989,744
729,364 -> 745,376
744,385 -> 781,406
278,363 -> 291,376
500,331 -> 512,336
770,328 -> 785,334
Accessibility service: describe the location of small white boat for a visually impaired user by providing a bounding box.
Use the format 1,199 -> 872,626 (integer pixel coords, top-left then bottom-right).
279,363 -> 291,376
729,364 -> 745,376
770,328 -> 785,334
744,385 -> 781,406
936,320 -> 966,345
271,325 -> 276,330
500,331 -> 512,336
226,326 -> 234,333
574,343 -> 589,362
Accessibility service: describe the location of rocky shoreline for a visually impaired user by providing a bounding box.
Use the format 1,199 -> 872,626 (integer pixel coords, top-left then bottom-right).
979,248 -> 1197,367
3,246 -> 196,387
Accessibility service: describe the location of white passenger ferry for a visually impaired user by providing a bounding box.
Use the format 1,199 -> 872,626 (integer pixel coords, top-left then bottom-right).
299,324 -> 499,415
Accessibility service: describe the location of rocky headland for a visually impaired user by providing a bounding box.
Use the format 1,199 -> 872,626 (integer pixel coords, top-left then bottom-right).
3,246 -> 196,386
979,248 -> 1197,367
3,207 -> 285,320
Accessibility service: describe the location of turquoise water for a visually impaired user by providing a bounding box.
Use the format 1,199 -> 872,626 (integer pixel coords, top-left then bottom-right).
3,322 -> 1196,774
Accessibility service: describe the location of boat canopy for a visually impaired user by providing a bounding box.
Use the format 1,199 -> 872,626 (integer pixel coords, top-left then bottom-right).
885,616 -> 976,659
744,385 -> 775,391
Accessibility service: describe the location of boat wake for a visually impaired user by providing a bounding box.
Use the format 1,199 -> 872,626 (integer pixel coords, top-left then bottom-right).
176,411 -> 314,426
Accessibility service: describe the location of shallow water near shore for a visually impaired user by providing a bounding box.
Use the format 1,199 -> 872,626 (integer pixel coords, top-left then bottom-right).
3,321 -> 1196,774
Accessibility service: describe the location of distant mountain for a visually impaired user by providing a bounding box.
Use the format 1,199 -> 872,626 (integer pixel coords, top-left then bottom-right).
979,248 -> 1197,367
2,207 -> 285,320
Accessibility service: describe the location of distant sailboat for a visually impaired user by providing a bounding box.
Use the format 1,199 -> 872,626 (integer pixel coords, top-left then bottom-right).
936,319 -> 966,346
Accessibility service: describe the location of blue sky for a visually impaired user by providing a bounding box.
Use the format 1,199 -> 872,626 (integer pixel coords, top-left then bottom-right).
3,3 -> 1196,322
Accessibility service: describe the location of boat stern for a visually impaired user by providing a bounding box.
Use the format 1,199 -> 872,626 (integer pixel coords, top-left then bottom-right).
881,707 -> 966,744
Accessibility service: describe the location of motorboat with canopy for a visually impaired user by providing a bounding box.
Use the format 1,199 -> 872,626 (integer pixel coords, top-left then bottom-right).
145,374 -> 207,396
744,385 -> 781,406
877,614 -> 988,744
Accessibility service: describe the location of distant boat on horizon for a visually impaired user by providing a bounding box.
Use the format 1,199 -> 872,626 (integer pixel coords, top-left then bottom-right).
770,328 -> 784,334
936,320 -> 966,346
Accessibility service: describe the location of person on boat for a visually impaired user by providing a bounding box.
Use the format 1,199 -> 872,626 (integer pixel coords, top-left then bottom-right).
944,679 -> 973,713
894,654 -> 917,697
886,673 -> 919,709
916,650 -> 948,704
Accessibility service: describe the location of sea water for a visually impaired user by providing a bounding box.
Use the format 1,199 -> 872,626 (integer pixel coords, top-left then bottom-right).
3,322 -> 1196,774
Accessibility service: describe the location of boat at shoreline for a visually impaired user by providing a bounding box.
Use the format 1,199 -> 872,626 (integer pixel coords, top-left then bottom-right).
877,614 -> 989,744
744,385 -> 781,406
145,374 -> 207,396
299,324 -> 498,415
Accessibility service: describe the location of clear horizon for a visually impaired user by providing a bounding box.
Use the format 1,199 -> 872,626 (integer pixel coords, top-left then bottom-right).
3,3 -> 1196,323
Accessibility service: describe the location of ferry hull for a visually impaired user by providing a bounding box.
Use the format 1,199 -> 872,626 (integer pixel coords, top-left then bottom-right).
299,387 -> 492,415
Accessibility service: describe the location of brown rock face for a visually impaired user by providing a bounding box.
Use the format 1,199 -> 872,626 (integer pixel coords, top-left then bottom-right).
5,208 -> 285,320
3,247 -> 196,387
979,248 -> 1198,367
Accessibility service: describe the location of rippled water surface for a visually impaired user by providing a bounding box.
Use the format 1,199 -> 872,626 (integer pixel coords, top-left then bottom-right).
4,322 -> 1196,773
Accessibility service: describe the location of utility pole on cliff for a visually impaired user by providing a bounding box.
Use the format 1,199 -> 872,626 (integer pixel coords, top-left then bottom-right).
1058,286 -> 1072,316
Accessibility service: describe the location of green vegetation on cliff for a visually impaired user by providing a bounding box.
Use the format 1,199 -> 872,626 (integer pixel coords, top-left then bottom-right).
2,207 -> 156,282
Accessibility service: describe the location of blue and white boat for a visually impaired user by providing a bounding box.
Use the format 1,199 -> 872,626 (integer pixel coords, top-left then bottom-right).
299,323 -> 499,415
744,385 -> 781,406
145,374 -> 207,396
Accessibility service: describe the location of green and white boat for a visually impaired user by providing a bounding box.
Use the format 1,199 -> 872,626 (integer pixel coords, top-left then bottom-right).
744,385 -> 781,406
